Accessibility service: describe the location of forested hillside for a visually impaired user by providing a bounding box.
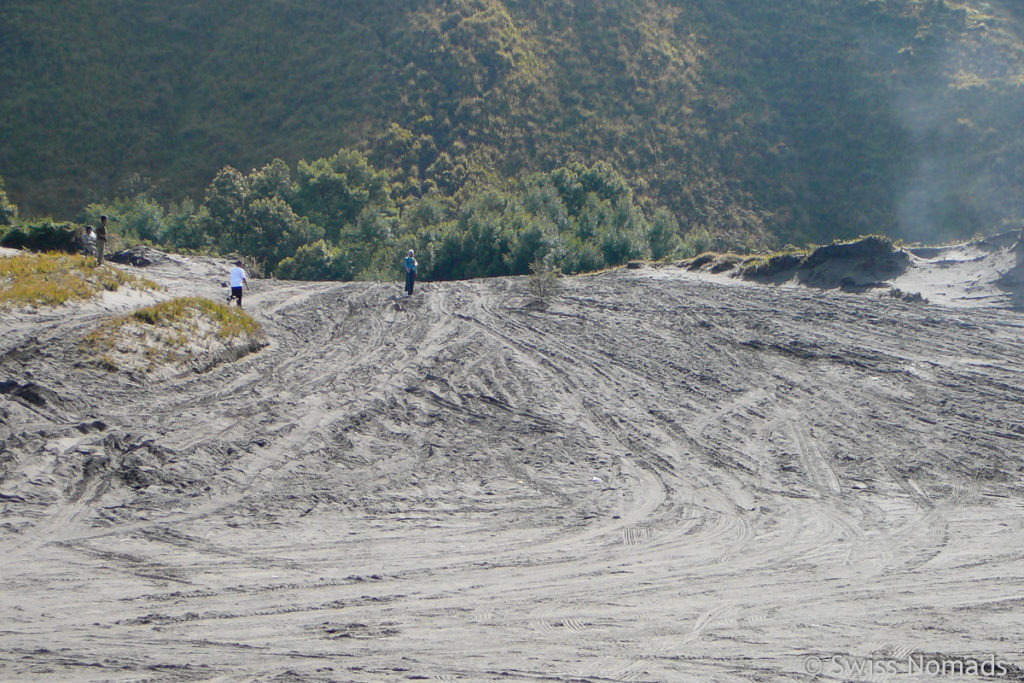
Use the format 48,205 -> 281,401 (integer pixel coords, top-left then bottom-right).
3,0 -> 1024,272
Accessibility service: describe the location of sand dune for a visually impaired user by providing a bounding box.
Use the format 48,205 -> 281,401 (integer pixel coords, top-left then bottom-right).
1,247 -> 1023,681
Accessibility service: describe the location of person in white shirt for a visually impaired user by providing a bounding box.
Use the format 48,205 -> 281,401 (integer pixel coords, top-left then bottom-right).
83,225 -> 96,255
228,260 -> 248,308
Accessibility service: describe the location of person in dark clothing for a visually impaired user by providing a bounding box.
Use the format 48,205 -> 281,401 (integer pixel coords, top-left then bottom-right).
95,215 -> 108,265
403,249 -> 418,296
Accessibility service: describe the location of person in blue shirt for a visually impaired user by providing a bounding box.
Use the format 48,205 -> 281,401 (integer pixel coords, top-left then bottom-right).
404,249 -> 418,297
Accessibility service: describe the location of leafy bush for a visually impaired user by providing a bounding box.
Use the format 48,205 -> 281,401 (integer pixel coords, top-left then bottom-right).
277,240 -> 355,281
526,252 -> 561,303
599,199 -> 648,266
679,227 -> 714,258
562,240 -> 605,274
0,219 -> 82,253
0,175 -> 16,226
68,152 -> 680,284
648,208 -> 682,260
431,191 -> 518,280
159,199 -> 205,250
83,195 -> 165,244
293,149 -> 393,243
195,165 -> 325,272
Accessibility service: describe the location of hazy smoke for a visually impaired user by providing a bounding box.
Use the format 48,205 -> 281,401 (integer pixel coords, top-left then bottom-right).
892,0 -> 1024,243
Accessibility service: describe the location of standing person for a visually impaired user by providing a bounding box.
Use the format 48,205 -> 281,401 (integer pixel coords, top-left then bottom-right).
95,215 -> 108,265
403,249 -> 418,297
83,225 -> 96,256
227,260 -> 248,308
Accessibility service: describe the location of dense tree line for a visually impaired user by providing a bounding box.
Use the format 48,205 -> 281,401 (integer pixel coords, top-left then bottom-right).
74,153 -> 694,281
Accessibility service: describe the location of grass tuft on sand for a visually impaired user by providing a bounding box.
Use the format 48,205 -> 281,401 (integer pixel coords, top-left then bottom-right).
127,297 -> 261,339
0,252 -> 158,308
83,296 -> 263,374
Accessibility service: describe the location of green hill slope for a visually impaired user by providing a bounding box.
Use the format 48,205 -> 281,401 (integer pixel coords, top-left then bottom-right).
2,0 -> 1023,245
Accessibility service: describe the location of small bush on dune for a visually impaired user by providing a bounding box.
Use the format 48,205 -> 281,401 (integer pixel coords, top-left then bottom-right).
709,253 -> 744,273
526,253 -> 562,303
683,235 -> 901,279
685,252 -> 716,270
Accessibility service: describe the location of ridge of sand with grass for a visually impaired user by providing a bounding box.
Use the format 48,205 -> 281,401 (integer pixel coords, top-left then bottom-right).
663,231 -> 1024,310
82,297 -> 266,379
0,251 -> 158,308
0,250 -> 265,380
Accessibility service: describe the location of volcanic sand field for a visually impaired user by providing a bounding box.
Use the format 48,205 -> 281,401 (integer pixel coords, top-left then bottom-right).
1,251 -> 1023,681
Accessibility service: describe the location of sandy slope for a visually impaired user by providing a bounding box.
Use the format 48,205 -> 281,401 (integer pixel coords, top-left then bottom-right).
1,252 -> 1024,681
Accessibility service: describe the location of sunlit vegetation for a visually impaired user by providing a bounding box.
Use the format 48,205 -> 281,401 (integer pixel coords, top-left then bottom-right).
0,252 -> 158,308
127,297 -> 262,339
3,0 -> 1023,275
82,297 -> 263,372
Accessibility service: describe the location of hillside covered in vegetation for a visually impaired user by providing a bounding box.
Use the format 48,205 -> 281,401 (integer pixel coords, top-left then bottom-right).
3,0 -> 1024,278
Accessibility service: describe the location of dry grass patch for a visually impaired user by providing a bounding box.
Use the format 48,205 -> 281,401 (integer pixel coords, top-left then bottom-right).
0,252 -> 158,308
83,297 -> 264,376
736,247 -> 811,278
126,297 -> 261,339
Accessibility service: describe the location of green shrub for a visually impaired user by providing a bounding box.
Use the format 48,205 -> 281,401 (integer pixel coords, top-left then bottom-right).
0,175 -> 16,226
526,252 -> 562,302
82,195 -> 166,244
736,245 -> 810,277
562,240 -> 606,274
276,240 -> 355,280
803,234 -> 895,267
648,208 -> 683,260
680,227 -> 714,258
0,219 -> 81,252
